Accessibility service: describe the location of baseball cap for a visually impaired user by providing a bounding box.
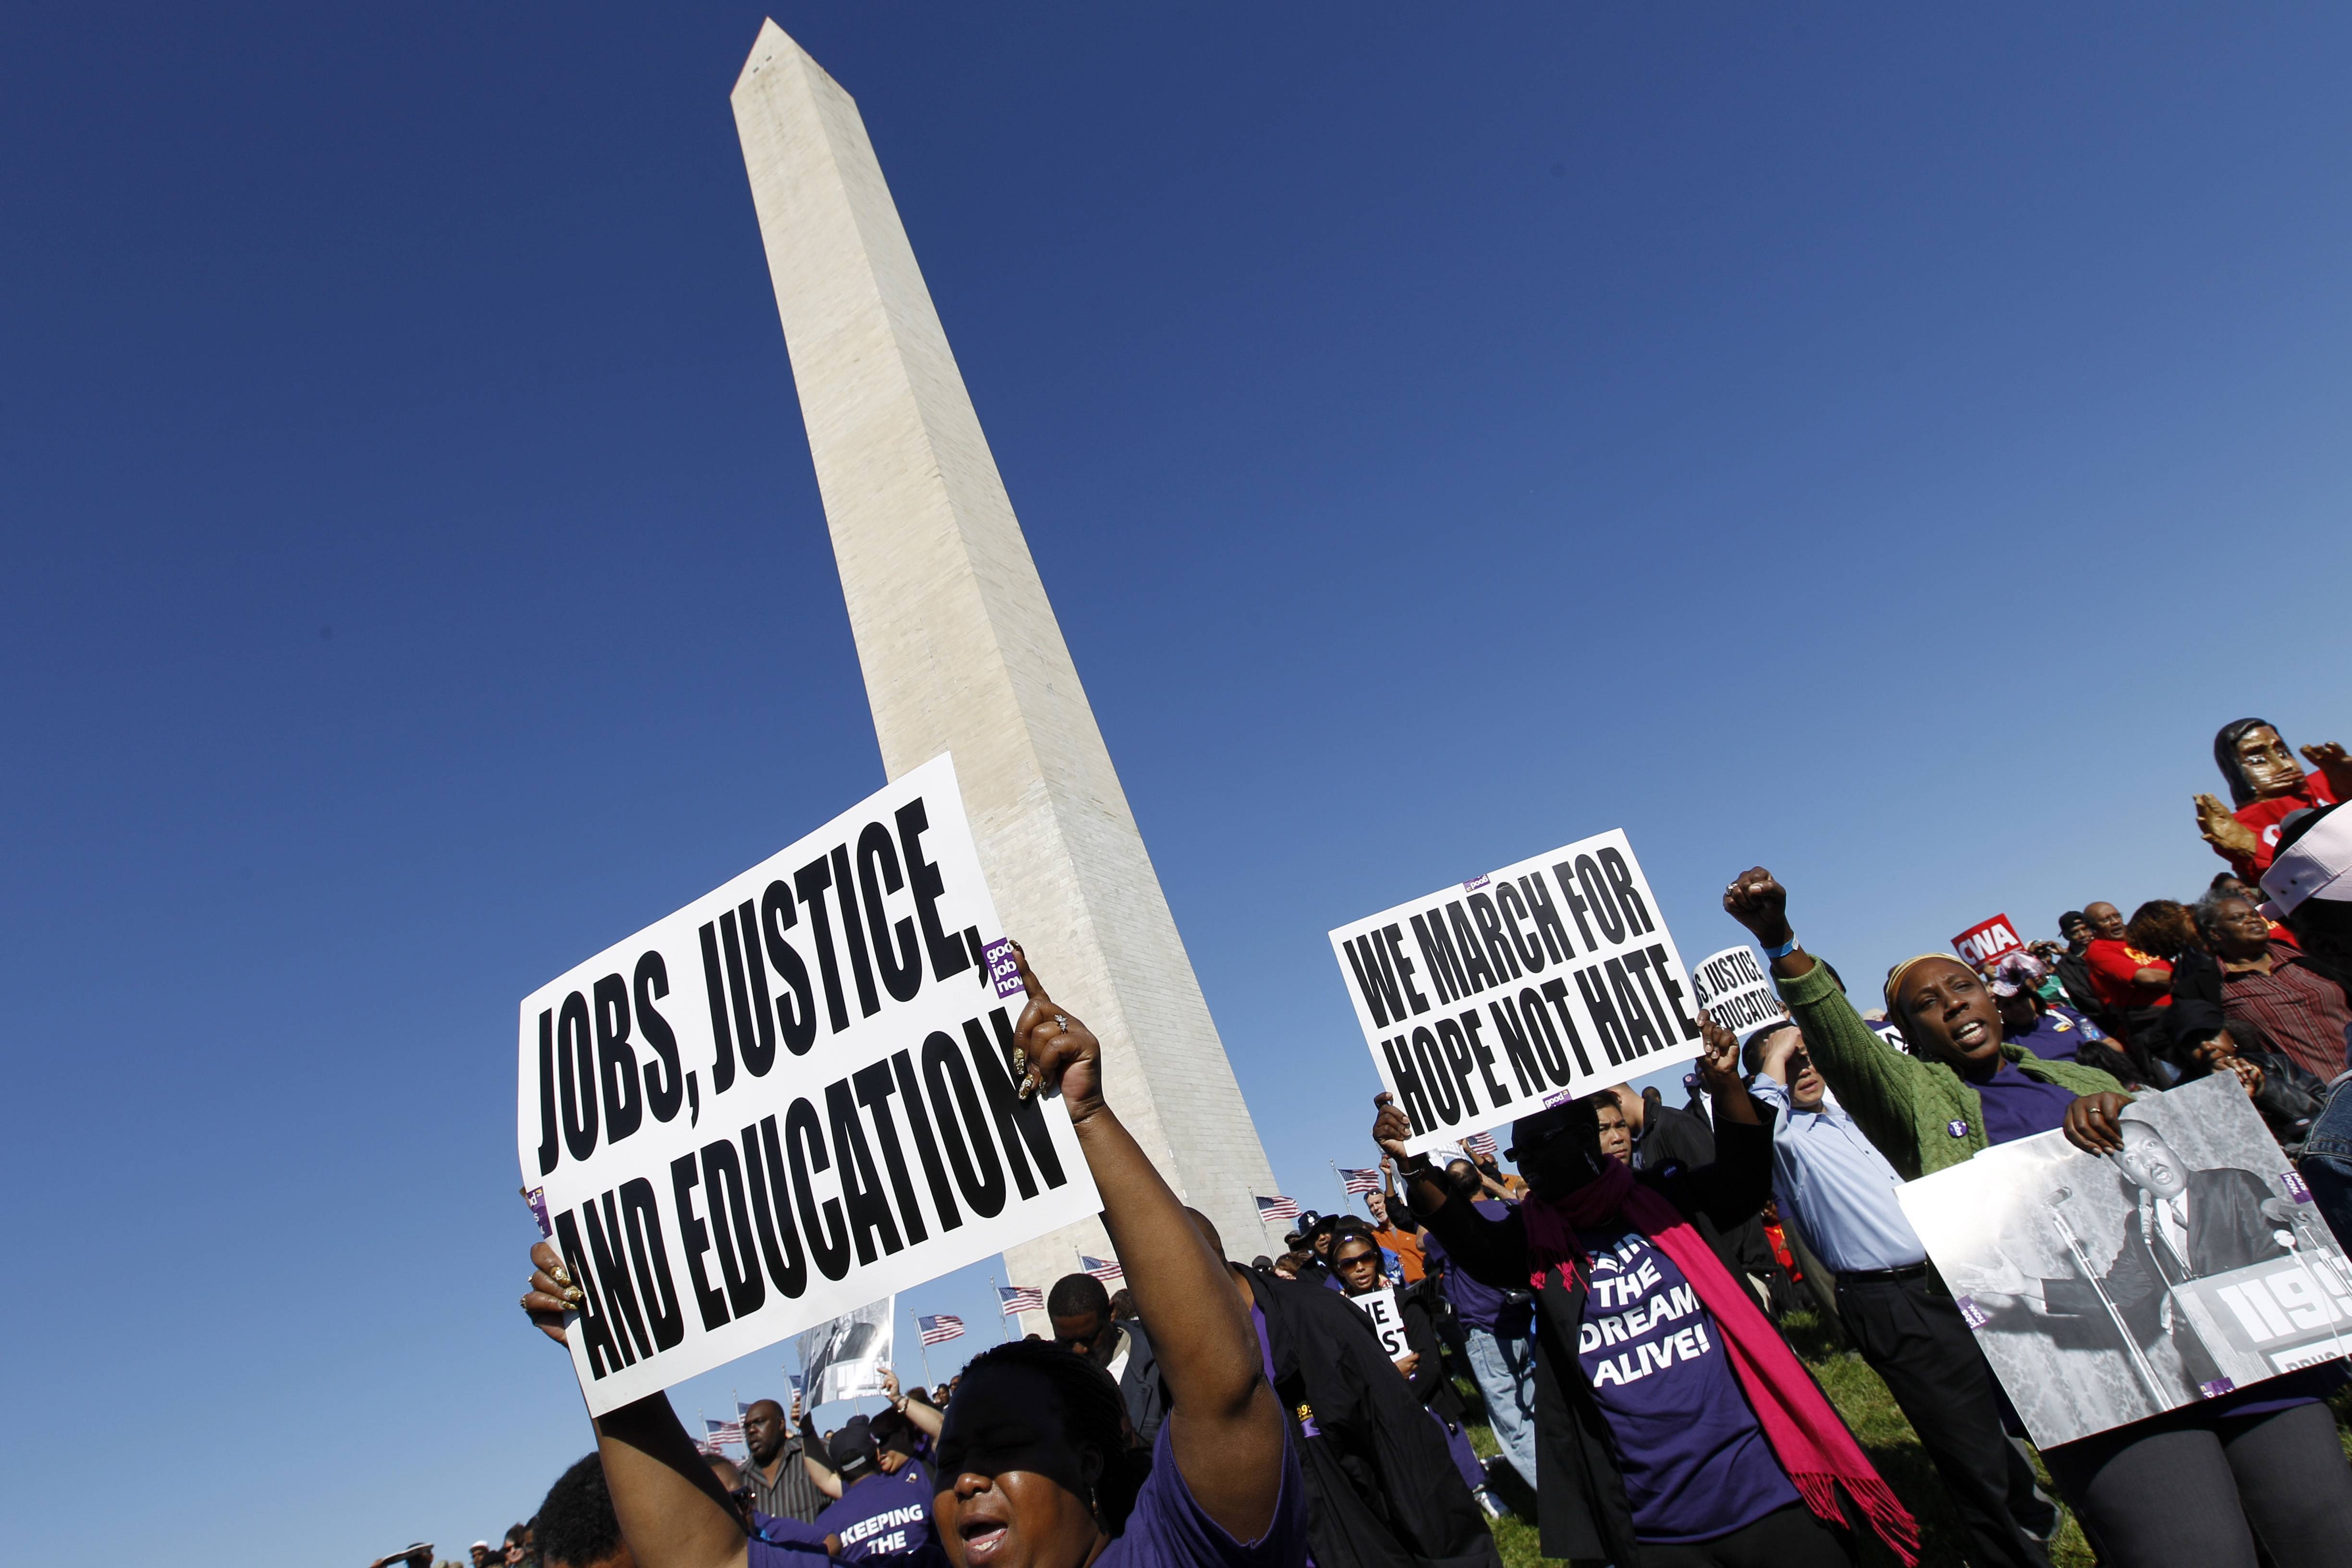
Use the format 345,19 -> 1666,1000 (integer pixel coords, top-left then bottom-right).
1986,952 -> 2050,999
828,1415 -> 879,1481
2260,804 -> 2352,918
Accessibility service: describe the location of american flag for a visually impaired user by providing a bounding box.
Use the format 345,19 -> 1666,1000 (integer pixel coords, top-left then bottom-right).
1463,1131 -> 1499,1163
1079,1254 -> 1125,1283
918,1313 -> 966,1346
1256,1194 -> 1301,1224
998,1285 -> 1044,1316
1337,1167 -> 1383,1196
704,1416 -> 744,1447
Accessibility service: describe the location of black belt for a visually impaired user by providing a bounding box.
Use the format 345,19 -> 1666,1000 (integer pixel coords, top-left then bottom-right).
1838,1262 -> 1931,1285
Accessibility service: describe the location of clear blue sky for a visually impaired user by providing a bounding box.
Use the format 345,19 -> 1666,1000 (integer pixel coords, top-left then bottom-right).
5,4 -> 2349,1562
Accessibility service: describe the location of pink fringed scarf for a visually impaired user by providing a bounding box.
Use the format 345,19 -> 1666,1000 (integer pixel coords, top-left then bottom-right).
1521,1161 -> 1920,1567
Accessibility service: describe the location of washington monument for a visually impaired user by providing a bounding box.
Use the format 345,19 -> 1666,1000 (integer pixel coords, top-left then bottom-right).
728,21 -> 1282,1322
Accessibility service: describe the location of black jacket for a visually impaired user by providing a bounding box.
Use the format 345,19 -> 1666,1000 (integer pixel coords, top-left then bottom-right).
1113,1319 -> 1169,1447
1412,1114 -> 1783,1568
1395,1280 -> 1463,1422
1631,1102 -> 1714,1175
1244,1269 -> 1501,1568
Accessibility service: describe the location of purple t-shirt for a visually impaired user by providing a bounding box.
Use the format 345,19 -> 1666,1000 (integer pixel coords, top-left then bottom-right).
1099,1413 -> 1309,1568
814,1464 -> 943,1568
1421,1200 -> 1533,1335
1976,1060 -> 2080,1146
1573,1222 -> 1797,1543
2003,1006 -> 2104,1063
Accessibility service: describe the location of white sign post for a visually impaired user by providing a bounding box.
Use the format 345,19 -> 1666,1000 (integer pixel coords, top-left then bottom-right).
517,753 -> 1102,1415
1328,829 -> 1703,1156
797,1298 -> 896,1407
1350,1286 -> 1411,1362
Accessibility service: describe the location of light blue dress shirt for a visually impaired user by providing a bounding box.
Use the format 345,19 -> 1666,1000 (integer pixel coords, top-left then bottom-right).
1750,1076 -> 1928,1275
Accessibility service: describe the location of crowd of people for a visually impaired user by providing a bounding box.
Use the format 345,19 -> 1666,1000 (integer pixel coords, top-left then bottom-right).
459,718 -> 2351,1568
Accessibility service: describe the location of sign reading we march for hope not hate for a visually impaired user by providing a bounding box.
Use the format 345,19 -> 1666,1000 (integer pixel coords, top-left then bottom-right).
1329,830 -> 1704,1156
517,755 -> 1101,1415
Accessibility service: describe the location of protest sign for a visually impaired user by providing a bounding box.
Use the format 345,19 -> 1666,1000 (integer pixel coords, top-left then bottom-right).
1349,1286 -> 1411,1362
1328,829 -> 1703,1156
1896,1073 -> 2352,1448
797,1298 -> 895,1406
1688,945 -> 1788,1041
1951,914 -> 2024,968
517,753 -> 1102,1416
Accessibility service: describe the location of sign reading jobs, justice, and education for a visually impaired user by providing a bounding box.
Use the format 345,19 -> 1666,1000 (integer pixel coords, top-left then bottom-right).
1329,830 -> 1704,1157
516,755 -> 1102,1415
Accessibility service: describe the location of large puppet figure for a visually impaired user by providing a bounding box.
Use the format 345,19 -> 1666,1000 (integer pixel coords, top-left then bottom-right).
2193,719 -> 2350,880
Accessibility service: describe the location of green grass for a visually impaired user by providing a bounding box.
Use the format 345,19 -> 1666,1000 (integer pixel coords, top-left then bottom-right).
1455,1312 -> 2352,1568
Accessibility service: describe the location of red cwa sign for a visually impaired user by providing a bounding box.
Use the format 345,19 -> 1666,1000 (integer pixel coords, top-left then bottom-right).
1952,915 -> 2024,968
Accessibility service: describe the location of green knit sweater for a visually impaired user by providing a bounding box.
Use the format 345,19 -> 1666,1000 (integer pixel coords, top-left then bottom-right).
1780,959 -> 2122,1179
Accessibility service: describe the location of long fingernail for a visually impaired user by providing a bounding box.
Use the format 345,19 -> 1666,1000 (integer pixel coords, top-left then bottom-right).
551,1265 -> 572,1286
566,1286 -> 585,1303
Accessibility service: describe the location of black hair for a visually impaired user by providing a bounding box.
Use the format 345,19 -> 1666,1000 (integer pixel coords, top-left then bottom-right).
534,1454 -> 622,1568
504,1525 -> 529,1547
2214,717 -> 2279,808
948,1339 -> 1150,1532
1740,1019 -> 1803,1078
1046,1273 -> 1111,1320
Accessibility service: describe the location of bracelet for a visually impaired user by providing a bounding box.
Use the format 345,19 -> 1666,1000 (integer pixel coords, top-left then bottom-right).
1763,934 -> 1802,959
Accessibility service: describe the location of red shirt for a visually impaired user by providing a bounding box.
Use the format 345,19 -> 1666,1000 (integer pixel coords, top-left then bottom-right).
2221,770 -> 2341,879
2084,938 -> 2172,1012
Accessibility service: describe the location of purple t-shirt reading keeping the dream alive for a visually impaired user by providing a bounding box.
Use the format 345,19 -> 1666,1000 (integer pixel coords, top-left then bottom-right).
823,1464 -> 942,1566
1573,1222 -> 1796,1544
754,1401 -> 1309,1568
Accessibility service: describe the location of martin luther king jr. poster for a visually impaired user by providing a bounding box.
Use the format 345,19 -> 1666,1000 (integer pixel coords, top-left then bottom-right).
1897,1073 -> 2352,1448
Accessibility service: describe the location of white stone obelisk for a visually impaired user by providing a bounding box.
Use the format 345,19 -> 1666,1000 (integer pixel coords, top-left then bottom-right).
730,21 -> 1283,1328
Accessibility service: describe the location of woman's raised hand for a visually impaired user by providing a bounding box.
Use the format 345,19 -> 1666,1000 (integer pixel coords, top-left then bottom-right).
522,1239 -> 583,1347
1010,943 -> 1106,1120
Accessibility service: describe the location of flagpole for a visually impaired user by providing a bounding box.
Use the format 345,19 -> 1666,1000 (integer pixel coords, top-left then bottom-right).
1329,1160 -> 1350,1212
919,1337 -> 934,1389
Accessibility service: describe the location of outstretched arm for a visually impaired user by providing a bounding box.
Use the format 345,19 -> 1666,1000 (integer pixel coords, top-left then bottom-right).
880,1367 -> 943,1439
1371,1096 -> 1530,1288
522,1244 -> 750,1568
1012,948 -> 1284,1541
1724,869 -> 1930,1177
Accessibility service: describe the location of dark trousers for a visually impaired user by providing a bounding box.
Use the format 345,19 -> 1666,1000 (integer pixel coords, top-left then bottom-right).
2042,1399 -> 2352,1568
1637,1503 -> 1853,1568
1835,1270 -> 2056,1568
